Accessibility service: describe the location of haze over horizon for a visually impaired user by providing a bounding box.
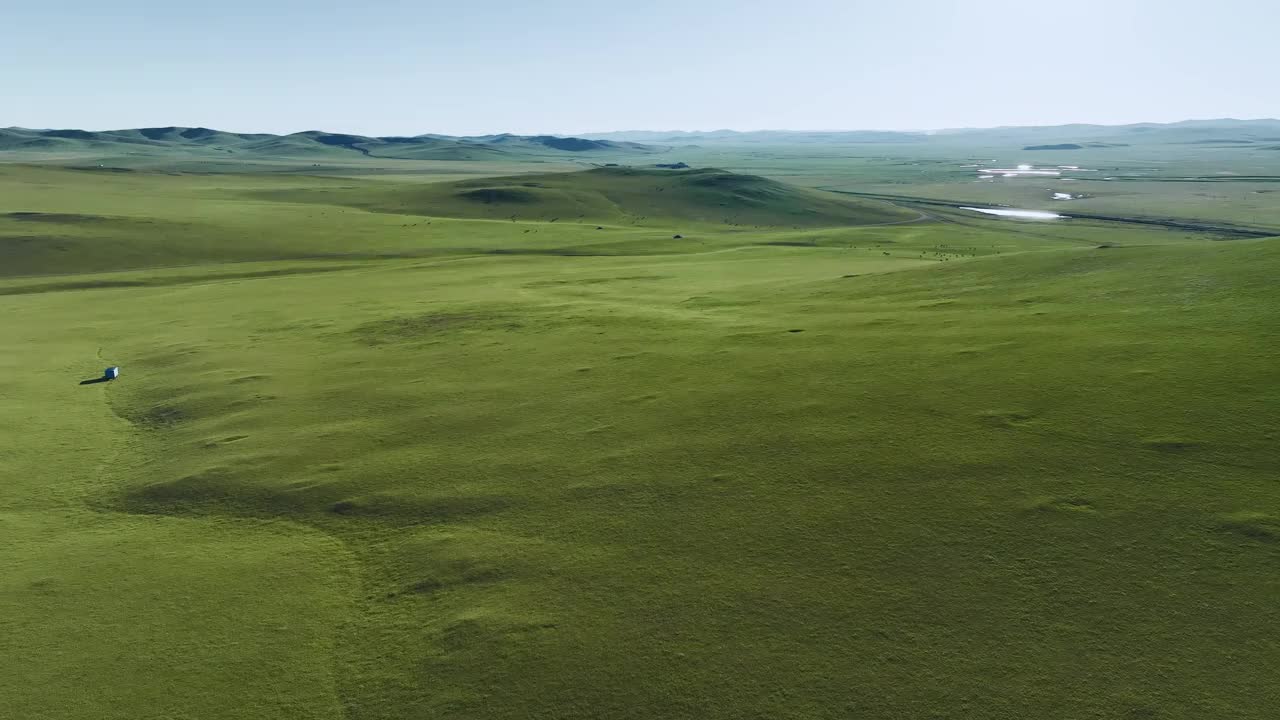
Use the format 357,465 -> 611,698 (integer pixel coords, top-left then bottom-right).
4,0 -> 1277,137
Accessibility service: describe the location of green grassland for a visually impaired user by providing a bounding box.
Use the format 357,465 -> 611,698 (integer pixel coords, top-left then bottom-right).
1,140 -> 1278,720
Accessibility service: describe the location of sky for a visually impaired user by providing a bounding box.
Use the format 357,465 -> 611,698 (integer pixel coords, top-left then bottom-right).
3,0 -> 1277,136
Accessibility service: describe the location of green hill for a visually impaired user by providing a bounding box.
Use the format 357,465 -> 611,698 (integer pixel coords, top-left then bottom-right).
0,165 -> 916,277
257,166 -> 917,227
0,126 -> 663,165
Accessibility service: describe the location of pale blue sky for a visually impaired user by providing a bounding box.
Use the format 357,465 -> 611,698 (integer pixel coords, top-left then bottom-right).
3,0 -> 1275,135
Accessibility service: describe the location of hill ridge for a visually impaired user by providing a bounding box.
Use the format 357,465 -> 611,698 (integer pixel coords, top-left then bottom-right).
0,126 -> 664,162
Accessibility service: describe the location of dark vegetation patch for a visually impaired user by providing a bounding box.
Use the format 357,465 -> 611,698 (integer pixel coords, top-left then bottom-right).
179,127 -> 219,140
5,212 -> 107,223
291,133 -> 376,157
527,136 -> 611,152
1216,512 -> 1279,543
456,187 -> 539,204
1143,438 -> 1201,452
328,493 -> 511,522
401,562 -> 511,597
0,279 -> 150,296
128,468 -> 237,505
524,274 -> 668,288
978,409 -> 1038,428
312,133 -> 371,150
65,165 -> 135,173
1030,497 -> 1096,513
137,127 -> 178,140
116,467 -> 311,518
352,311 -> 519,344
123,405 -> 190,430
40,129 -> 99,140
0,265 -> 359,296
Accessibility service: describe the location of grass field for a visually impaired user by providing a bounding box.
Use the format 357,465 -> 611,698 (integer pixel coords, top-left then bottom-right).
2,142 -> 1278,719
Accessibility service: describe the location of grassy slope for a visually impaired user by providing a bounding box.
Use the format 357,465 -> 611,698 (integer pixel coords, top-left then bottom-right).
1,161 -> 1278,719
251,166 -> 917,228
0,292 -> 355,719
0,165 -> 914,277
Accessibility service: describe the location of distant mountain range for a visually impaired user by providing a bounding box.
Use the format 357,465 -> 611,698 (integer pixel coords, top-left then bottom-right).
4,119 -> 1280,166
0,127 -> 661,162
581,119 -> 1280,147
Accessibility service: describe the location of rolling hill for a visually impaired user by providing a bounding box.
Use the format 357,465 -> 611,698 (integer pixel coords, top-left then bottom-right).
0,164 -> 913,277
0,126 -> 663,164
252,166 -> 917,227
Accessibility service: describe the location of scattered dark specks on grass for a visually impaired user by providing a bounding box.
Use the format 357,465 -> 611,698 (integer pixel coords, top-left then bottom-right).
1216,512 -> 1278,543
1143,437 -> 1201,452
978,409 -> 1038,428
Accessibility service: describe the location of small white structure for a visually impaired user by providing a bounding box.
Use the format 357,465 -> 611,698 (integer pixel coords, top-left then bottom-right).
104,366 -> 120,380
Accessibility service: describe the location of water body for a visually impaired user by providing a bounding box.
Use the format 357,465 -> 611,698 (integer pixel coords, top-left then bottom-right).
974,164 -> 1096,178
992,168 -> 1062,177
959,206 -> 1065,220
